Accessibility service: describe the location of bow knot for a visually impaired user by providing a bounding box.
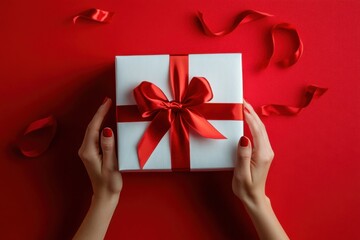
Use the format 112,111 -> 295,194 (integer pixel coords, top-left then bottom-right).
164,101 -> 183,111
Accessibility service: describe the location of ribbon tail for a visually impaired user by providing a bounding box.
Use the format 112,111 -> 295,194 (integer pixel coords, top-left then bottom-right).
170,116 -> 190,171
260,105 -> 303,116
182,109 -> 226,139
260,85 -> 328,116
197,10 -> 273,37
137,111 -> 172,169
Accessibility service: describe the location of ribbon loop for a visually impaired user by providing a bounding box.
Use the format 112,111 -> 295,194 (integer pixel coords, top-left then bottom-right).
182,77 -> 213,107
133,81 -> 170,118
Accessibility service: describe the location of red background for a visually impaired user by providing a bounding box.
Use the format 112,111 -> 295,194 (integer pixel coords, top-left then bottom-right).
1,0 -> 359,239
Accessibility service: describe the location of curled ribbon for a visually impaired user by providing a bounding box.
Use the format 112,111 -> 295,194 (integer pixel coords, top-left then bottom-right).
260,85 -> 328,116
197,10 -> 273,37
197,11 -> 302,67
117,55 -> 243,170
267,23 -> 304,67
73,8 -> 114,24
18,116 -> 57,157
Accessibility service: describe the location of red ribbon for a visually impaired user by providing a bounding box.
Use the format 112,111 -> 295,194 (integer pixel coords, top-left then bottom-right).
73,8 -> 114,24
18,116 -> 57,157
260,85 -> 328,116
197,11 -> 303,67
117,55 -> 243,170
266,23 -> 304,67
197,10 -> 273,37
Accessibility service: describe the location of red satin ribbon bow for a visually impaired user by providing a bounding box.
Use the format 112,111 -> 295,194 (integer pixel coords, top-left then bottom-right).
117,55 -> 243,170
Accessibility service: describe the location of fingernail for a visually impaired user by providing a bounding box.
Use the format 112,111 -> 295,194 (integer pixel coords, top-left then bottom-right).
102,97 -> 109,105
239,136 -> 249,147
103,127 -> 112,137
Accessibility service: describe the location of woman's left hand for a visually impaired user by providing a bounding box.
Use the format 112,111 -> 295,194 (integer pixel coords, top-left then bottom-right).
78,97 -> 123,202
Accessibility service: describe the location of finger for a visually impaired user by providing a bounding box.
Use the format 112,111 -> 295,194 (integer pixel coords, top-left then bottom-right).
244,99 -> 265,131
82,98 -> 112,151
243,100 -> 271,151
101,127 -> 118,171
234,136 -> 252,182
244,100 -> 271,144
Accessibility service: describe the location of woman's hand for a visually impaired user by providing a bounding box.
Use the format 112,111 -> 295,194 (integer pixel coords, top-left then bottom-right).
74,98 -> 122,240
232,100 -> 274,207
232,100 -> 289,240
78,97 -> 122,202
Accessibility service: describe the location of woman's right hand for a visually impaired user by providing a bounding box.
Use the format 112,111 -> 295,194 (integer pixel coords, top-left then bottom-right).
232,100 -> 274,207
232,100 -> 289,240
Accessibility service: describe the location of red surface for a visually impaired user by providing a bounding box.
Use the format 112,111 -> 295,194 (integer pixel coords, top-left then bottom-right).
0,0 -> 359,239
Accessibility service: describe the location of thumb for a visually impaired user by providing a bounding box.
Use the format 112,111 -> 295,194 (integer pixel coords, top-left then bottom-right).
234,136 -> 252,181
101,127 -> 117,171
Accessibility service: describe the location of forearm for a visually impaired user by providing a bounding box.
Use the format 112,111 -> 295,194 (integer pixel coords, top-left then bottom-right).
73,195 -> 119,240
243,197 -> 289,240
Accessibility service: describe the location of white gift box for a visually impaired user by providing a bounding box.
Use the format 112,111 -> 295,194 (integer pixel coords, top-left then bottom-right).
116,53 -> 243,171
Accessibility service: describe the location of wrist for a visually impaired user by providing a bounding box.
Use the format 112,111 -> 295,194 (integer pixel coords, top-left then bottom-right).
241,194 -> 271,212
92,193 -> 119,209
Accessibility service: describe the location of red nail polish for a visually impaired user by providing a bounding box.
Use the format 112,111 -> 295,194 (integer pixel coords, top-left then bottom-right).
239,136 -> 249,147
103,128 -> 112,137
102,97 -> 109,105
